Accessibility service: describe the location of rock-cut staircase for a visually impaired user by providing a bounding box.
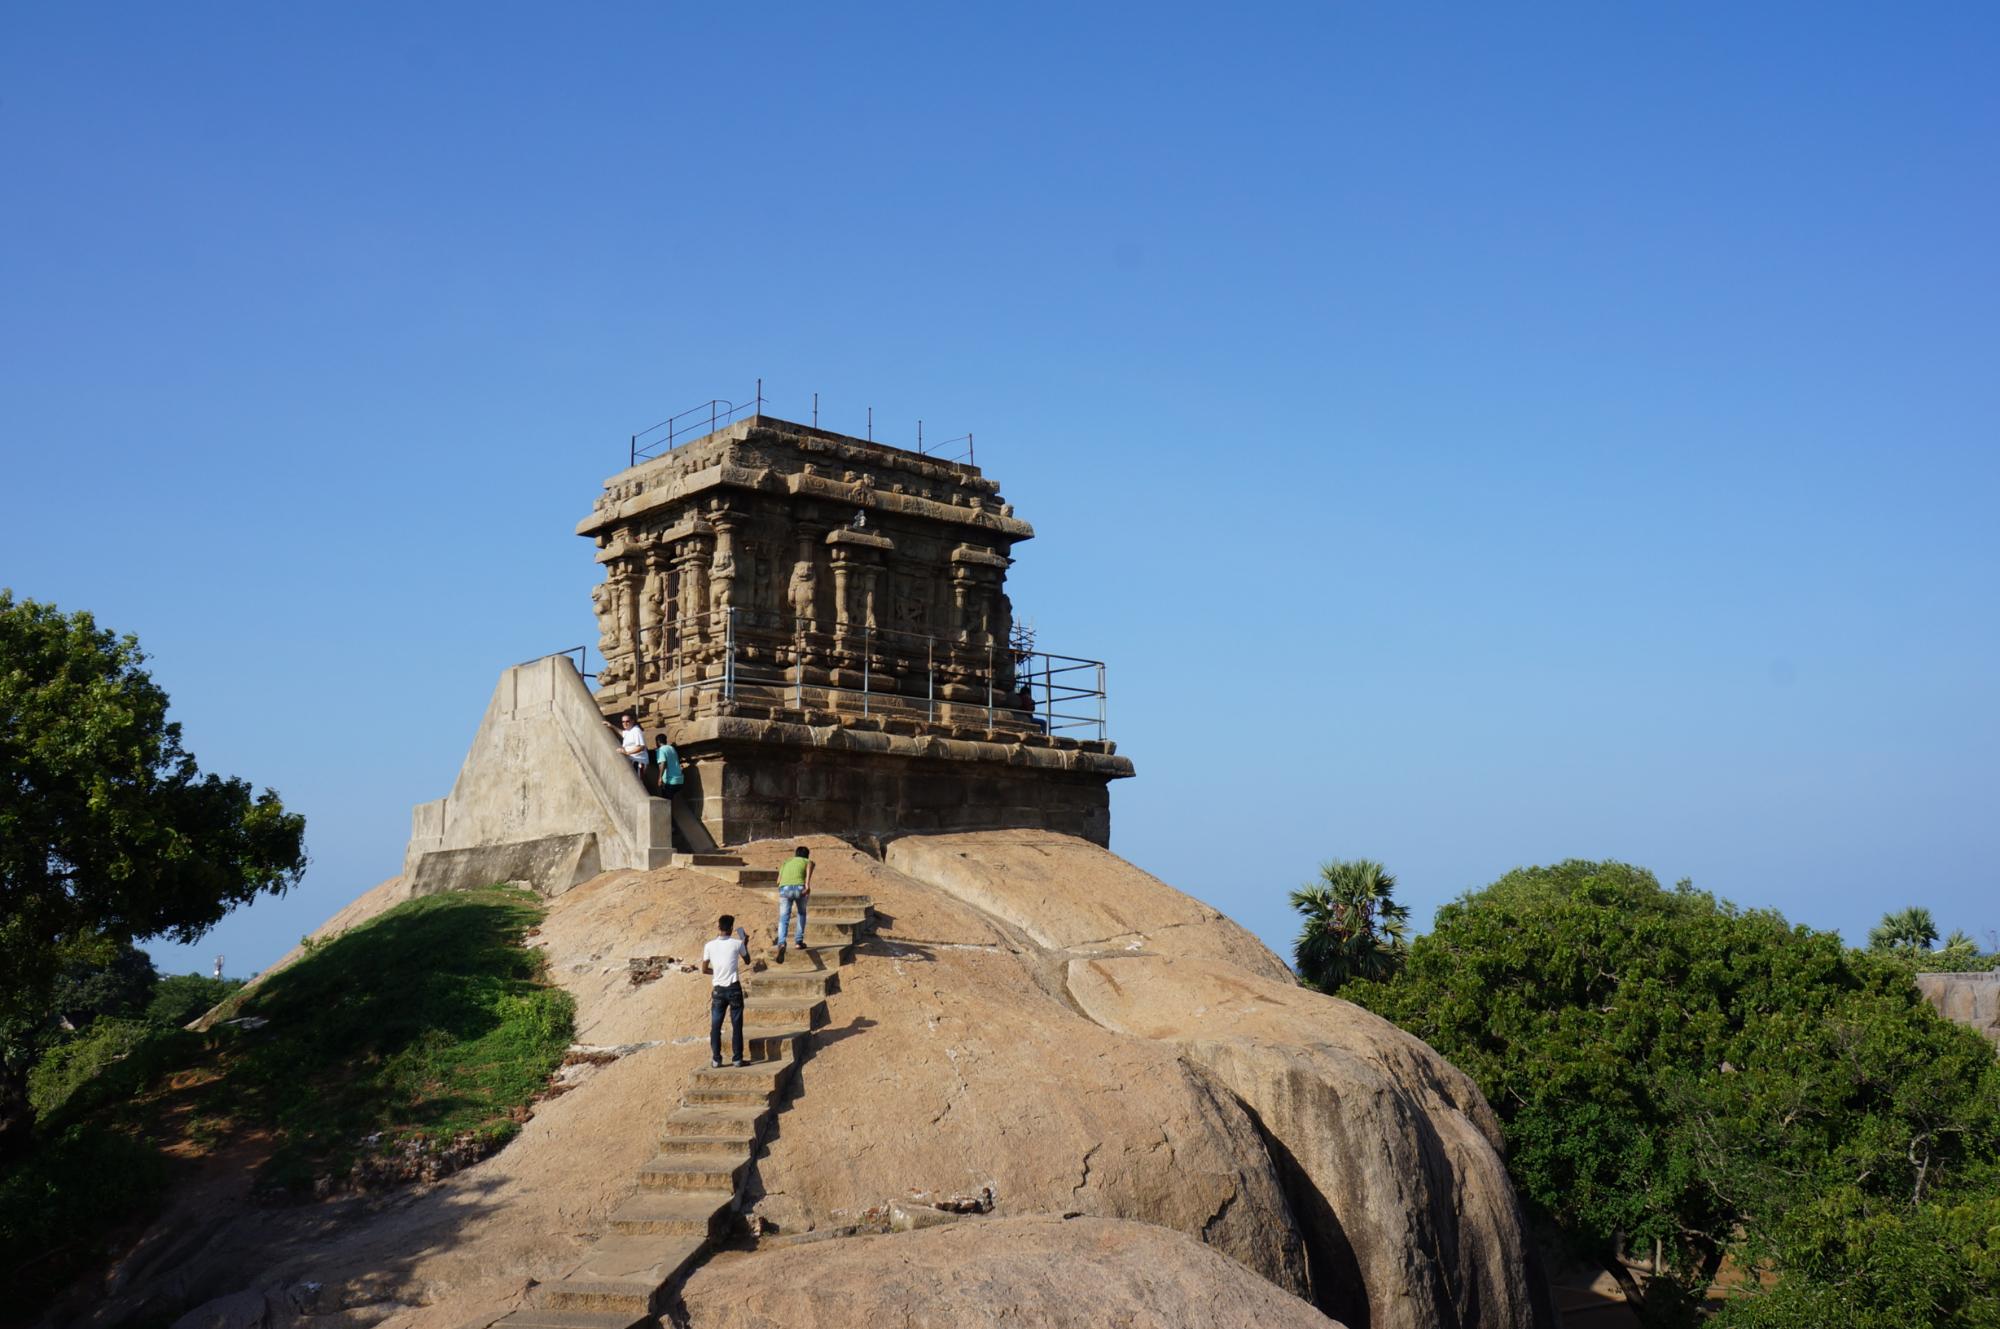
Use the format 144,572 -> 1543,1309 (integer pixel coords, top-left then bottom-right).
492,856 -> 875,1329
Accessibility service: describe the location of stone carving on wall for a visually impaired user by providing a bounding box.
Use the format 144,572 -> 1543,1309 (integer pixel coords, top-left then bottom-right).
579,416 -> 1033,725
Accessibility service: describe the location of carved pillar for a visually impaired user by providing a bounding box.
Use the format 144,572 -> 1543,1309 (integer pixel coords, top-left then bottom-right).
639,548 -> 666,685
708,518 -> 738,624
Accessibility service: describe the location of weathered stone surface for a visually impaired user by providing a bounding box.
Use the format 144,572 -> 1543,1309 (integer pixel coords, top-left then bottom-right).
680,1216 -> 1342,1329
728,839 -> 1311,1300
1917,971 -> 2000,1048
1066,953 -> 1555,1329
58,834 -> 1548,1329
569,416 -> 1134,850
403,654 -> 675,889
884,827 -> 1296,982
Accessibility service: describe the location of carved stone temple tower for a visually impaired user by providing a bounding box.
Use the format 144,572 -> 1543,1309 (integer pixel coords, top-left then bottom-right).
576,413 -> 1133,847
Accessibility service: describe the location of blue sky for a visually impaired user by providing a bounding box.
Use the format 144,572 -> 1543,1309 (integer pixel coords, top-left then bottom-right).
3,4 -> 1995,976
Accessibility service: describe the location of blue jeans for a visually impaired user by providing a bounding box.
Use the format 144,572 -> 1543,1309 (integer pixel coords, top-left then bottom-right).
709,982 -> 744,1062
778,890 -> 807,945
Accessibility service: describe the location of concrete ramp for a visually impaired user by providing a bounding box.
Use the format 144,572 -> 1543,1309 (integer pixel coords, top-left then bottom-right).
403,654 -> 674,893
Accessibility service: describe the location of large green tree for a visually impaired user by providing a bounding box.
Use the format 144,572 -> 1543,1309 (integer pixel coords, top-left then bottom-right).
1289,858 -> 1410,991
0,591 -> 306,1156
1345,860 -> 2000,1327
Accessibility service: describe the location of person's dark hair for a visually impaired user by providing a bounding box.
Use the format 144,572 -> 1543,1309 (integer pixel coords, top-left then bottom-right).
655,733 -> 670,745
794,845 -> 810,858
718,914 -> 734,933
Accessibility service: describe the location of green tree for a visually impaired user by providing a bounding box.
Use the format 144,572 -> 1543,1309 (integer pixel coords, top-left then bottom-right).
1289,858 -> 1410,991
1870,905 -> 1940,953
1346,860 -> 2000,1328
0,591 -> 306,1157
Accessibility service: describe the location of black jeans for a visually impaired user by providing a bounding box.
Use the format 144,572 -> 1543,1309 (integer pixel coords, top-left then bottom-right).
709,982 -> 744,1062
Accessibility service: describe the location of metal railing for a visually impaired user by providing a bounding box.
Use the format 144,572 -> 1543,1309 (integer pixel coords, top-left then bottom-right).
634,608 -> 1108,741
626,383 -> 980,469
630,380 -> 766,466
524,645 -> 596,681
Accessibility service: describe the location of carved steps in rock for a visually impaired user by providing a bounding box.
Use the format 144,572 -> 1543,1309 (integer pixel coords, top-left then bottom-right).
497,880 -> 877,1327
606,1189 -> 736,1238
659,1104 -> 765,1141
492,1310 -> 654,1329
637,1152 -> 751,1192
534,1234 -> 708,1314
668,851 -> 780,886
745,967 -> 838,999
742,993 -> 827,1029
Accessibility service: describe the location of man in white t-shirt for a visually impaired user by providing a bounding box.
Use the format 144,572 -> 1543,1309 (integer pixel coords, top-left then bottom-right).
701,914 -> 751,1068
619,713 -> 647,782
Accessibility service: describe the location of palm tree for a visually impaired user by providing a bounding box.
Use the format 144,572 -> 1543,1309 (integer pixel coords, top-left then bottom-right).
1868,906 -> 1939,953
1290,859 -> 1411,991
1938,929 -> 1983,963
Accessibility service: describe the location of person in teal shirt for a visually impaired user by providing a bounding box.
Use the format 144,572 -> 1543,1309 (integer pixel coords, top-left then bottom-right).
651,733 -> 683,798
776,846 -> 812,963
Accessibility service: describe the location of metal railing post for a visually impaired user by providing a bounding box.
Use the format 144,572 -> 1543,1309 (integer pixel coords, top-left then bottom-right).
1097,663 -> 1106,742
986,641 -> 994,728
862,626 -> 871,718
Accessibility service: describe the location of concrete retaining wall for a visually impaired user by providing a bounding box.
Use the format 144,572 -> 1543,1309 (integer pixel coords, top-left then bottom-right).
402,655 -> 674,893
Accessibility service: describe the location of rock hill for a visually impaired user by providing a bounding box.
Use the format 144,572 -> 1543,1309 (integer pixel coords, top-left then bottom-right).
69,831 -> 1553,1329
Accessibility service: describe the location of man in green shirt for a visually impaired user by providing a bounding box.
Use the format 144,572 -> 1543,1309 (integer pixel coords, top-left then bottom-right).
776,846 -> 812,964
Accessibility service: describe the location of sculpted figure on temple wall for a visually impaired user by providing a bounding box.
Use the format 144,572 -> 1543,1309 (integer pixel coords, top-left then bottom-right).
591,579 -> 618,659
787,549 -> 818,630
708,534 -> 737,617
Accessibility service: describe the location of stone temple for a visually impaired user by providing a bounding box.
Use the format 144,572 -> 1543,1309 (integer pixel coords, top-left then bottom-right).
404,412 -> 1133,893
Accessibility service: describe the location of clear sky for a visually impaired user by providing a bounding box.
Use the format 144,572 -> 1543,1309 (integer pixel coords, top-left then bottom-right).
3,4 -> 1995,978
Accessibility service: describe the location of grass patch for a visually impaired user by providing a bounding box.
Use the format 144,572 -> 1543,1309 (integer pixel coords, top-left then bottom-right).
223,884 -> 575,1192
2,884 -> 574,1301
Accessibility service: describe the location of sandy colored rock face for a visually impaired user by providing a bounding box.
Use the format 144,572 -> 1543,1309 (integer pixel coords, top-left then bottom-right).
681,1216 -> 1341,1329
72,832 -> 1549,1329
884,828 -> 1297,983
726,839 -> 1310,1299
1067,953 -> 1554,1329
68,867 -> 765,1329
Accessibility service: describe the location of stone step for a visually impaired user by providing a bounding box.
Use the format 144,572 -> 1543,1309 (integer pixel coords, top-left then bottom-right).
694,865 -> 779,886
743,995 -> 825,1028
494,1310 -> 654,1329
686,1057 -> 796,1105
788,908 -> 872,929
655,1132 -> 757,1158
746,970 -> 837,1001
742,1029 -> 808,1063
670,852 -> 744,868
660,1104 -> 766,1138
764,943 -> 851,971
749,890 -> 872,908
607,1188 -> 735,1238
803,922 -> 858,946
637,1151 -> 750,1192
534,1233 -> 706,1314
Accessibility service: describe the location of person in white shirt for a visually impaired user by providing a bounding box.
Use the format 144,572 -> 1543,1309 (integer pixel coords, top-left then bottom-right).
701,914 -> 751,1068
619,713 -> 647,780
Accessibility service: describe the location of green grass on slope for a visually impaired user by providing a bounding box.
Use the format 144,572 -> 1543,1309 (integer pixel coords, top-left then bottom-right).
3,884 -> 575,1308
216,883 -> 577,1190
